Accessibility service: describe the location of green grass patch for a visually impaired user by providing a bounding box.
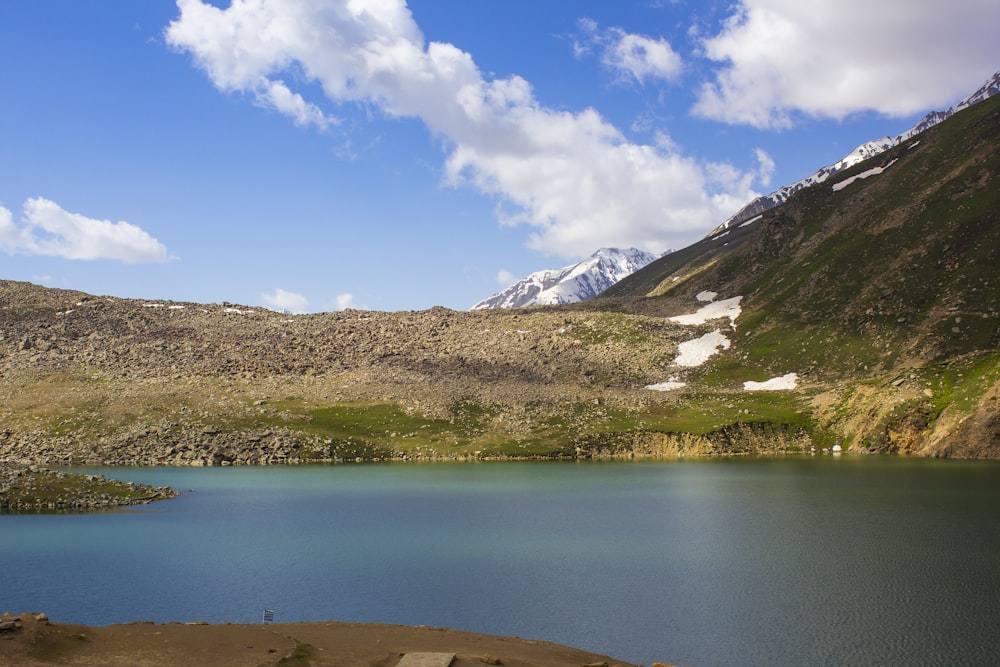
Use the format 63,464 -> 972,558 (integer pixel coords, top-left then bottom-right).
922,350 -> 1000,417
697,356 -> 767,386
646,391 -> 811,435
562,313 -> 654,345
277,642 -> 315,666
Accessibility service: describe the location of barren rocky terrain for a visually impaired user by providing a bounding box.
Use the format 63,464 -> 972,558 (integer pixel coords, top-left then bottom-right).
4,278 -> 779,469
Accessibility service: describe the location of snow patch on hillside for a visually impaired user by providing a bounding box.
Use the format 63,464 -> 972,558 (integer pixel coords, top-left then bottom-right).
744,373 -> 798,391
645,378 -> 686,391
669,296 -> 742,328
674,329 -> 731,367
831,159 -> 898,192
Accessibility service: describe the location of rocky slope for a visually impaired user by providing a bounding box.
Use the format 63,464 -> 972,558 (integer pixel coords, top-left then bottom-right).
5,279 -> 775,467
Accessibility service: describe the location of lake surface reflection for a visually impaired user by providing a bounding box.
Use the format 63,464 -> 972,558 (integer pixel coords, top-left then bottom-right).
3,457 -> 999,666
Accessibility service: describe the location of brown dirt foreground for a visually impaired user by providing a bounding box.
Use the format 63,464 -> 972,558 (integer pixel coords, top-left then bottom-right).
0,613 -> 663,667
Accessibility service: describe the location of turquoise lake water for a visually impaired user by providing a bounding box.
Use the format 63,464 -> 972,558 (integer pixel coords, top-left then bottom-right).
3,457 -> 999,666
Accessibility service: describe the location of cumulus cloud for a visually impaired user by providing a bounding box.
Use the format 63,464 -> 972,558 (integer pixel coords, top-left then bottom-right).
576,19 -> 682,85
495,269 -> 516,287
166,0 -> 758,257
261,287 -> 308,313
694,0 -> 1000,128
603,31 -> 683,84
333,292 -> 357,310
754,148 -> 775,188
0,197 -> 170,263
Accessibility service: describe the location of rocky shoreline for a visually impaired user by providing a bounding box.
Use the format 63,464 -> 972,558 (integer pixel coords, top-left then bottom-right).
0,462 -> 177,512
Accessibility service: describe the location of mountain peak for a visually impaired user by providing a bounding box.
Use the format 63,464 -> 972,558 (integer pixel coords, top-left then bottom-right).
472,247 -> 663,310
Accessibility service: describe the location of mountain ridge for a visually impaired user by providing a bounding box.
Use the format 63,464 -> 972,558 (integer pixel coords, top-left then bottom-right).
712,70 -> 1000,235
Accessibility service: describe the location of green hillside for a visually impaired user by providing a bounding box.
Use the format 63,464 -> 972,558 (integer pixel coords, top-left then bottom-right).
602,94 -> 1000,457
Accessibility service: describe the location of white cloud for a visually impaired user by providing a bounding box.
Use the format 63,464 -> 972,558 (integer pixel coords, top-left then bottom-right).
333,292 -> 357,310
261,79 -> 336,130
754,148 -> 775,188
0,197 -> 170,263
575,19 -> 682,85
261,287 -> 309,313
602,29 -> 683,85
495,269 -> 516,287
694,0 -> 1000,128
166,0 -> 758,258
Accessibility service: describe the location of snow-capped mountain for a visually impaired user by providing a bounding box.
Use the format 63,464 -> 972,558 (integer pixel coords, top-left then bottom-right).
472,248 -> 662,309
712,70 -> 1000,235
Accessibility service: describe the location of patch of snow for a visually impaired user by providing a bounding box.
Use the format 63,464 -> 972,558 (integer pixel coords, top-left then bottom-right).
908,141 -> 920,149
224,307 -> 250,314
738,214 -> 762,228
743,372 -> 798,391
57,310 -> 74,316
831,159 -> 898,192
168,305 -> 185,310
674,330 -> 731,367
143,303 -> 164,308
669,296 -> 743,328
646,380 -> 687,391
696,291 -> 717,302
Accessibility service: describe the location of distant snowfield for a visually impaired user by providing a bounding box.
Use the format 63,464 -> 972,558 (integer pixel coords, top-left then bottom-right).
744,373 -> 799,391
831,158 -> 898,192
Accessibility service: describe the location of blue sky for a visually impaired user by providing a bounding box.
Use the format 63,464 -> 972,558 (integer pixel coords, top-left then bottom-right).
2,1 -> 998,312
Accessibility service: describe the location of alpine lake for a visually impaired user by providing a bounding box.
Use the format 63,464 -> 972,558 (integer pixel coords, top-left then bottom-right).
3,456 -> 999,666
